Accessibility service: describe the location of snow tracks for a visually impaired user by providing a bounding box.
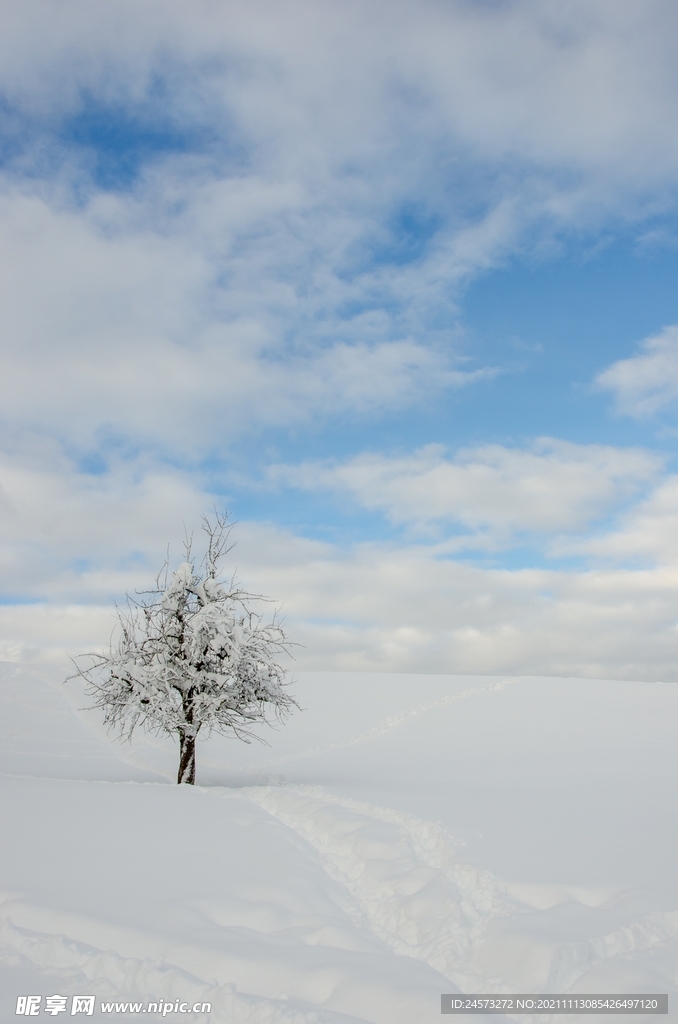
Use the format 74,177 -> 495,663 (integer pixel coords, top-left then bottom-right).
2,778 -> 677,1022
244,785 -> 507,981
244,785 -> 678,999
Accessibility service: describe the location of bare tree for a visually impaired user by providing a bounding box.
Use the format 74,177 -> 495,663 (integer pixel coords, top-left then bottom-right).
71,512 -> 297,784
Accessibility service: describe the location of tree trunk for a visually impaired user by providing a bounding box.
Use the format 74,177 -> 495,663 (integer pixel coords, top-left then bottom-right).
177,732 -> 196,785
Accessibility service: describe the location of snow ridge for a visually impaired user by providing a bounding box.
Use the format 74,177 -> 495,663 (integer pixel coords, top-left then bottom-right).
0,918 -> 364,1024
220,679 -> 520,772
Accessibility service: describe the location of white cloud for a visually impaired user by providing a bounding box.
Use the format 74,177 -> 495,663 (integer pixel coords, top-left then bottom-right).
0,445 -> 676,681
0,437 -> 661,612
595,325 -> 678,417
2,0 -> 678,191
556,473 -> 678,565
6,520 -> 678,682
0,1 -> 677,458
0,443 -> 208,601
3,1 -> 678,683
232,519 -> 678,681
0,189 -> 489,454
268,440 -> 661,543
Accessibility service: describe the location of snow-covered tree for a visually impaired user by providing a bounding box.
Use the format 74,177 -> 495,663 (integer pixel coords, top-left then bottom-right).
72,513 -> 297,784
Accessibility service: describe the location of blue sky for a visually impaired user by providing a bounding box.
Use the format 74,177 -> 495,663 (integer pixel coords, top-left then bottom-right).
2,0 -> 678,678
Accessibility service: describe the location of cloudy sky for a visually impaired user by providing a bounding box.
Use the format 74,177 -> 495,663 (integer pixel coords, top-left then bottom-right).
2,0 -> 678,679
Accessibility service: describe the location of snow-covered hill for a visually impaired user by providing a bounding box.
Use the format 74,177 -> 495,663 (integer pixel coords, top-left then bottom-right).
1,666 -> 676,1022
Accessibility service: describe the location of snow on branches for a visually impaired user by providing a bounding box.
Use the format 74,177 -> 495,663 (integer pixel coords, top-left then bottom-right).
72,513 -> 297,784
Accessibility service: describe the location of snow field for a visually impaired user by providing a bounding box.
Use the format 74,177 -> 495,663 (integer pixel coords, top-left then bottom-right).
1,666 -> 677,1021
1,777 -> 460,1023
